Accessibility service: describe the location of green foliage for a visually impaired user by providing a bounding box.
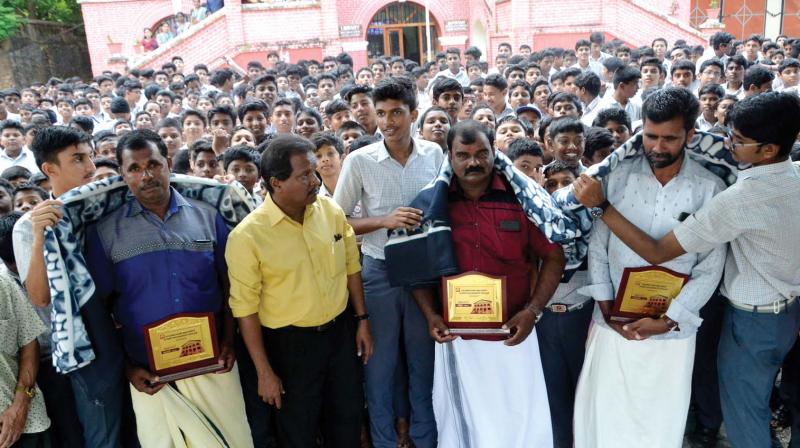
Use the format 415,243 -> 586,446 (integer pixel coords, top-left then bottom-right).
0,0 -> 82,41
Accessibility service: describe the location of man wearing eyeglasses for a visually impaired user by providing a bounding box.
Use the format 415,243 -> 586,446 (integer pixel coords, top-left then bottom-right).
573,91 -> 800,448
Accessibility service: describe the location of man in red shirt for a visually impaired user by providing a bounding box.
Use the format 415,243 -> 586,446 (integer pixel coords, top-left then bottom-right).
412,120 -> 565,447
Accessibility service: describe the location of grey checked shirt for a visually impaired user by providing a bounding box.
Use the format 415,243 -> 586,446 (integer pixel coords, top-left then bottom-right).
334,138 -> 444,260
674,160 -> 800,306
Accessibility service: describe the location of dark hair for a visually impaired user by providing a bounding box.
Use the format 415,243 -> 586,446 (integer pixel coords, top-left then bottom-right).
432,78 -> 464,101
171,149 -> 191,174
417,106 -> 452,130
497,115 -> 534,136
0,212 -> 23,265
728,92 -> 800,157
548,117 -> 585,139
574,71 -> 601,97
336,120 -> 366,135
745,34 -> 764,45
207,105 -> 236,125
778,57 -> 800,74
237,100 -> 270,122
272,98 -> 296,114
13,183 -> 48,201
324,99 -> 351,117
465,46 -> 482,59
446,119 -> 495,152
0,120 -> 24,134
670,60 -> 696,78
1,166 -> 31,182
188,139 -> 215,162
115,129 -> 168,164
296,107 -> 323,128
349,134 -> 380,152
155,117 -> 182,132
372,76 -> 417,111
698,83 -> 725,98
575,39 -> 591,51
180,109 -> 207,127
602,57 -> 626,74
710,31 -> 735,50
507,138 -> 543,161
260,134 -> 315,191
548,92 -> 583,115
589,32 -> 605,45
343,84 -> 373,103
311,132 -> 345,155
484,73 -> 508,91
584,127 -> 616,161
612,66 -> 641,89
544,160 -> 575,178
94,157 -> 120,172
31,126 -> 91,171
641,57 -> 666,75
699,58 -> 725,75
71,115 -> 95,134
592,107 -> 631,130
209,69 -> 234,87
726,54 -> 749,70
642,87 -> 700,132
223,146 -> 260,171
743,65 -> 775,91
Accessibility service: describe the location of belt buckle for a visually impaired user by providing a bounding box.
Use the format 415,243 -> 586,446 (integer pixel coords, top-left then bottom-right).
774,301 -> 781,315
551,304 -> 568,313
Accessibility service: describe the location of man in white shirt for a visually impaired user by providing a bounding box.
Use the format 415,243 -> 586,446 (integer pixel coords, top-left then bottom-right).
573,91 -> 800,448
695,83 -> 724,131
0,120 -> 39,174
428,48 -> 470,89
575,72 -> 602,125
573,87 -> 726,447
583,66 -> 641,126
572,39 -> 603,77
334,76 -> 442,448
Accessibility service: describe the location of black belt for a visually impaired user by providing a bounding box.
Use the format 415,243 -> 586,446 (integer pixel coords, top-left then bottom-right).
283,316 -> 339,333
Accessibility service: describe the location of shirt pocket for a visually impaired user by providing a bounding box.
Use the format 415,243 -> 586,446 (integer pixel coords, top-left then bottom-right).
0,319 -> 19,355
330,237 -> 347,276
490,208 -> 528,263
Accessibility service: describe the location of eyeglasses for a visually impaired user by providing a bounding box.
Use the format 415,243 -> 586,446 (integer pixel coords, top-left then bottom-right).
729,141 -> 765,152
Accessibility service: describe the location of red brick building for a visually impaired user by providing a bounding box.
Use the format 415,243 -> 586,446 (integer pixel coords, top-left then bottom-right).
78,0 -> 793,76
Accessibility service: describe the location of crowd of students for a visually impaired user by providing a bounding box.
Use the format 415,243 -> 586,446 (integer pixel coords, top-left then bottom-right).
0,28 -> 798,448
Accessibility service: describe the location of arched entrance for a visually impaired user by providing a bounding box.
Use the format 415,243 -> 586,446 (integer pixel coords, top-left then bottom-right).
366,2 -> 440,65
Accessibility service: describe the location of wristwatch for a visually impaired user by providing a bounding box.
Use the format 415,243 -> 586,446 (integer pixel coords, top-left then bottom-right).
660,315 -> 680,332
15,385 -> 35,398
526,305 -> 544,322
354,313 -> 370,321
589,200 -> 611,219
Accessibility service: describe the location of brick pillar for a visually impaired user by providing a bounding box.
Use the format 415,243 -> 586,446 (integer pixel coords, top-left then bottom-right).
319,0 -> 342,57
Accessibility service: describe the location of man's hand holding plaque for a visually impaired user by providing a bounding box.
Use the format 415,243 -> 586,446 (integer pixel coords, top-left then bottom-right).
143,312 -> 226,385
441,272 -> 510,336
610,266 -> 689,323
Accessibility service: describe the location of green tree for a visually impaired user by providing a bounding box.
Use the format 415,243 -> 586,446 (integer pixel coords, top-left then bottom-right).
0,0 -> 82,41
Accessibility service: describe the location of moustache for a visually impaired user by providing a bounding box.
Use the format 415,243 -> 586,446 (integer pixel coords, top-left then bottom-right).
465,166 -> 485,174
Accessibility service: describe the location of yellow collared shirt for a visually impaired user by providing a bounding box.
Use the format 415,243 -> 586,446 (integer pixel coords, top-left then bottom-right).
226,194 -> 361,328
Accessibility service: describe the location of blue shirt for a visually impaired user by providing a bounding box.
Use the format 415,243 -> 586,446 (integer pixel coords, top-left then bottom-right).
86,188 -> 229,367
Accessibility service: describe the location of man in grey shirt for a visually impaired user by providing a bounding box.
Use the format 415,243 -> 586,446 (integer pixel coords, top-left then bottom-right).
573,91 -> 800,448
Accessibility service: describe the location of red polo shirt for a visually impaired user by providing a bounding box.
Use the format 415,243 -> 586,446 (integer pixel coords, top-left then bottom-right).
447,172 -> 559,338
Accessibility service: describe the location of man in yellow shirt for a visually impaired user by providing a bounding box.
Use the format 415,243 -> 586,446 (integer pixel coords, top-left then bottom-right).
226,134 -> 373,447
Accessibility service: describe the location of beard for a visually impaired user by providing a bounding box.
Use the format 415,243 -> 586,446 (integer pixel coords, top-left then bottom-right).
646,150 -> 684,169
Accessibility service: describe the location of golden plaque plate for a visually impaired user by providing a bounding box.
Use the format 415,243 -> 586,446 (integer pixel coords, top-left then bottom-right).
611,266 -> 689,322
143,312 -> 224,384
441,271 -> 510,335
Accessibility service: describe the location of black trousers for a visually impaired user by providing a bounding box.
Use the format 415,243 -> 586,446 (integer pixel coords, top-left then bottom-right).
236,335 -> 277,448
536,304 -> 593,448
263,314 -> 364,448
691,292 -> 725,431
